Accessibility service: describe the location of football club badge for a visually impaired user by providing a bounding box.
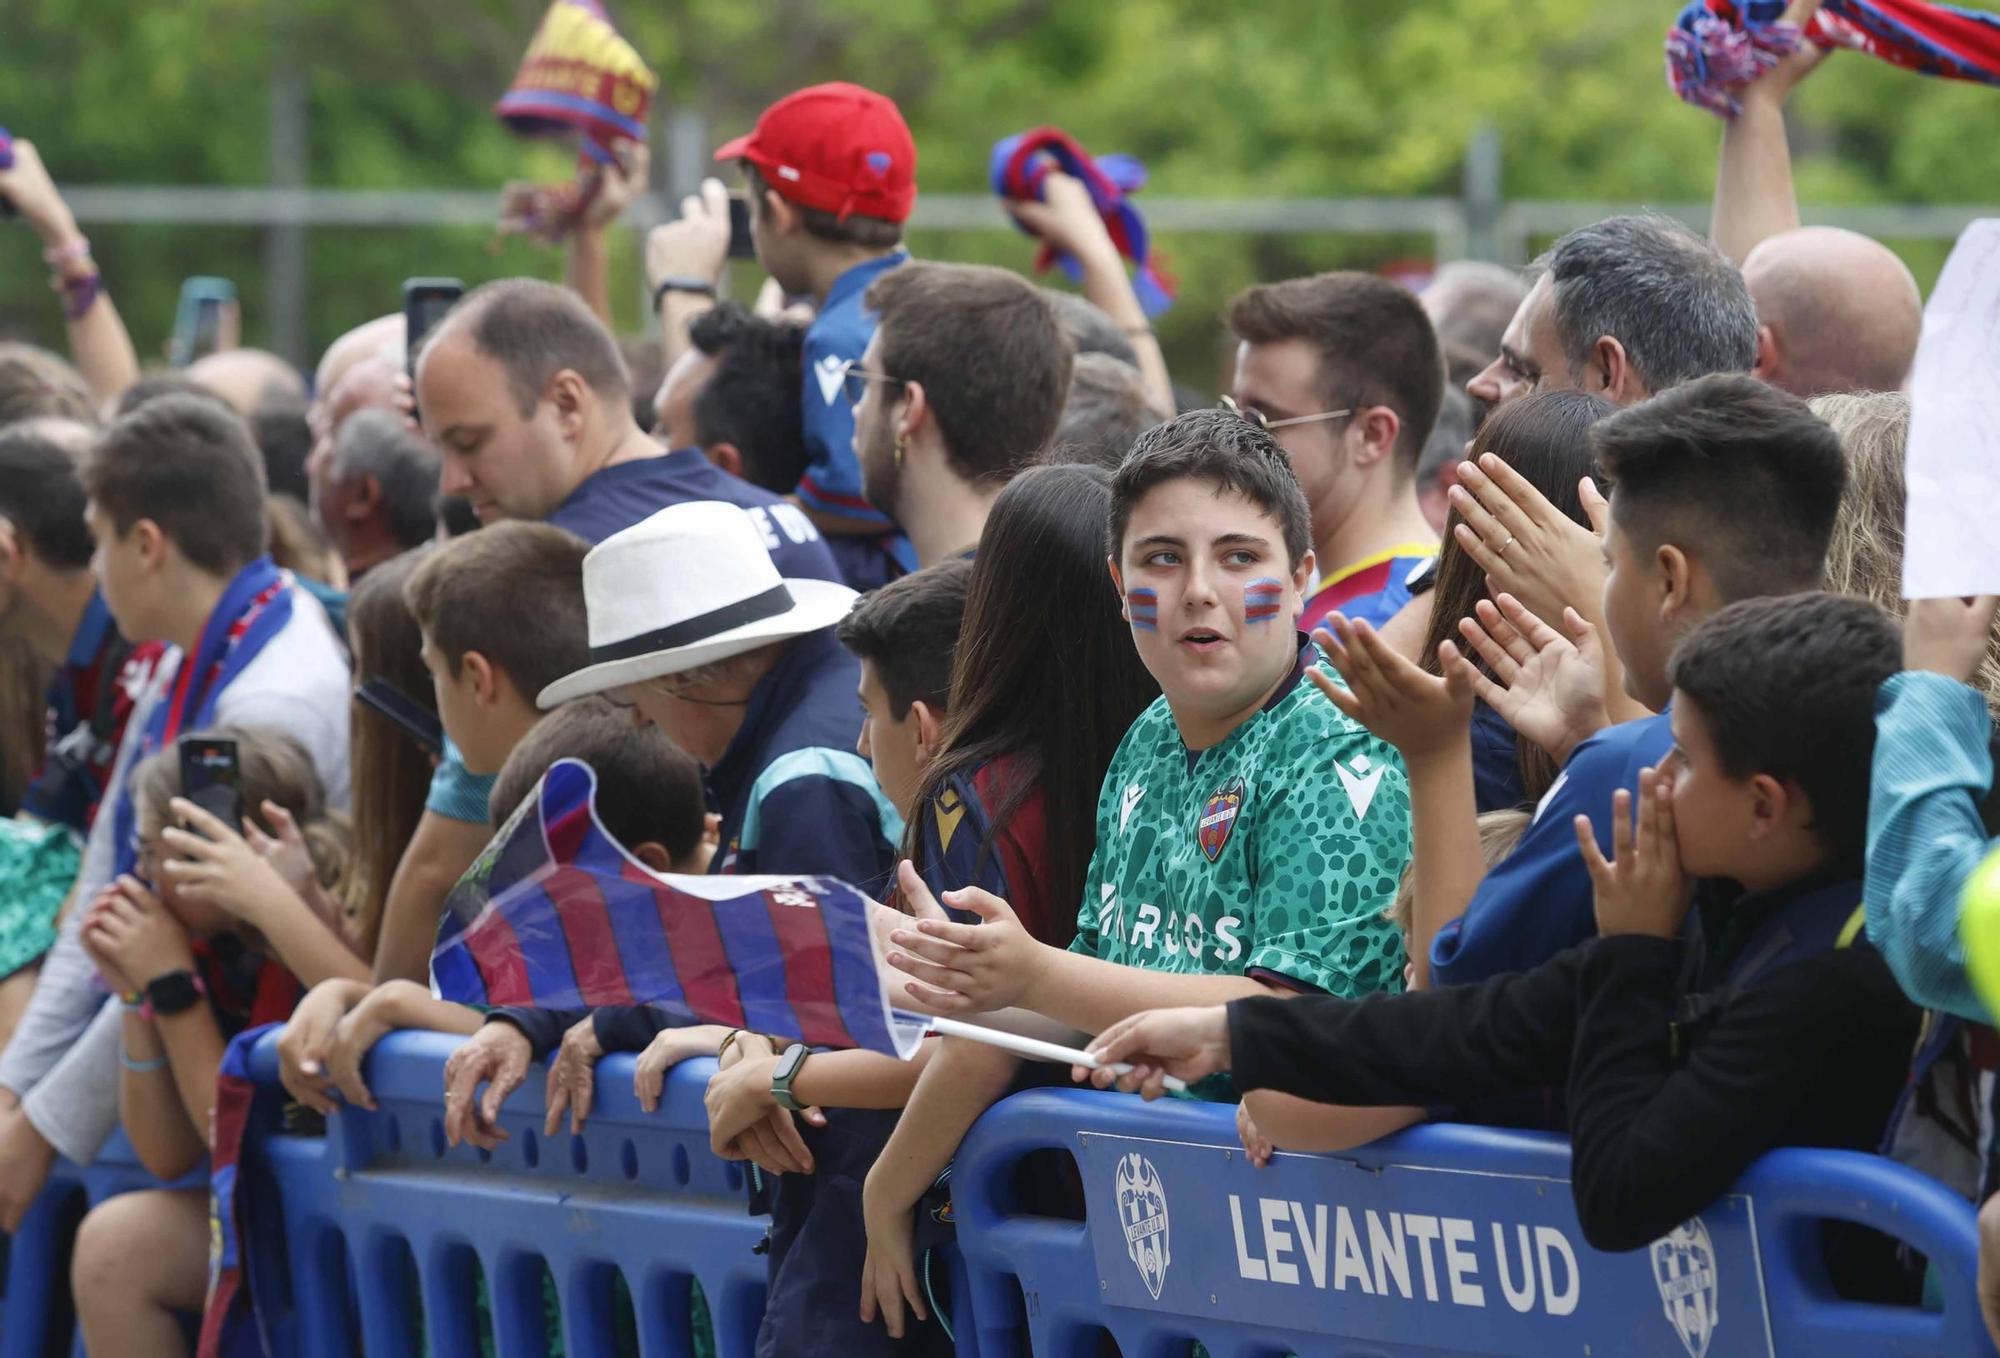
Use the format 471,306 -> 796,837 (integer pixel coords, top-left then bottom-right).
1115,1152 -> 1172,1300
1651,1217 -> 1720,1358
1197,776 -> 1245,863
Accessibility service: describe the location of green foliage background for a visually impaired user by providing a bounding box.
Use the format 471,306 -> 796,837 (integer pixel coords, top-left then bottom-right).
5,0 -> 1998,385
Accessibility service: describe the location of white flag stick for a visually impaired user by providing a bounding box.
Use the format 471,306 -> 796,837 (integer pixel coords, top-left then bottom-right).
922,1014 -> 1190,1094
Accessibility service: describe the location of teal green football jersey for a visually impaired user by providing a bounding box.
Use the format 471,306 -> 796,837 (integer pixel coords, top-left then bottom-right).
1071,647 -> 1411,999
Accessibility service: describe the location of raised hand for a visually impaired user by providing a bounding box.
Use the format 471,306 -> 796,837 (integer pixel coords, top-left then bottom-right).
579,139 -> 650,232
1308,613 -> 1474,762
645,176 -> 732,294
1904,596 -> 2000,685
1574,765 -> 1693,942
159,797 -> 298,928
1451,593 -> 1614,762
1448,455 -> 1607,633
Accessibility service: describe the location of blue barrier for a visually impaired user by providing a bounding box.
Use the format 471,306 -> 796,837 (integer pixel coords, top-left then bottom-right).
0,1130 -> 178,1358
238,1028 -> 775,1358
949,1089 -> 1995,1358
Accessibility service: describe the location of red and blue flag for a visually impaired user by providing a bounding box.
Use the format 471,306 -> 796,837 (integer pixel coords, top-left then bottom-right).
430,759 -> 928,1058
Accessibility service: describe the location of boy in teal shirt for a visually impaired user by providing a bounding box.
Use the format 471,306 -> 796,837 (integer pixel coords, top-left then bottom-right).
858,408 -> 1412,1337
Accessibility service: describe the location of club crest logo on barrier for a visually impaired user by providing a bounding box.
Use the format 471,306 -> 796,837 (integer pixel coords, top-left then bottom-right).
1197,777 -> 1245,863
1115,1151 -> 1172,1300
1651,1216 -> 1720,1358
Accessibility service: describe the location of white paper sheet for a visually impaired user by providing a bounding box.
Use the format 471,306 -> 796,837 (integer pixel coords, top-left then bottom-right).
1903,219 -> 2000,599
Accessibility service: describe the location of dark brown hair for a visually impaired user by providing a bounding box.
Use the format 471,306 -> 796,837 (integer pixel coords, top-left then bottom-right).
905,465 -> 1159,937
1419,390 -> 1614,802
1109,409 -> 1312,567
866,262 -> 1073,487
1227,272 -> 1445,479
1594,373 -> 1844,601
403,522 -> 590,702
342,548 -> 437,958
489,696 -> 707,862
837,557 -> 975,719
83,395 -> 268,576
743,163 -> 904,250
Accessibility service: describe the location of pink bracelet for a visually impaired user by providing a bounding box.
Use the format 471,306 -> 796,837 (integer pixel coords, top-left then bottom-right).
42,235 -> 92,269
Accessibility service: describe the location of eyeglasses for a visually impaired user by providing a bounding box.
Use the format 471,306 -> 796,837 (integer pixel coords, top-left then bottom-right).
1219,394 -> 1354,433
840,360 -> 907,407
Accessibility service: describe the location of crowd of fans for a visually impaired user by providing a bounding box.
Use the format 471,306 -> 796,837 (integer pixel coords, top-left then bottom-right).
3,11 -> 2000,1355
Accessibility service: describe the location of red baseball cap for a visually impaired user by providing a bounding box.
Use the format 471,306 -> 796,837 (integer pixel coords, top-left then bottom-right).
715,82 -> 917,224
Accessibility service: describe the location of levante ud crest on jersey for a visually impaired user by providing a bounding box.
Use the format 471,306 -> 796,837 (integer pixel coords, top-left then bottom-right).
1197,777 -> 1245,862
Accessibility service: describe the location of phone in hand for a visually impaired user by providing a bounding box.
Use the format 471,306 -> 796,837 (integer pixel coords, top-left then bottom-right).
728,194 -> 755,260
177,735 -> 245,840
403,277 -> 465,386
355,678 -> 445,758
169,277 -> 237,368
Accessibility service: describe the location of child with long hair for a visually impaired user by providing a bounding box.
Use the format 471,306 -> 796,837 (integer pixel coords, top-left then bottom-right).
68,724 -> 367,1356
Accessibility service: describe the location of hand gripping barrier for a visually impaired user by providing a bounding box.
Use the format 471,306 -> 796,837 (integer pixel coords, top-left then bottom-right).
948,1090 -> 1994,1358
0,1131 -> 166,1358
239,1028 -> 773,1358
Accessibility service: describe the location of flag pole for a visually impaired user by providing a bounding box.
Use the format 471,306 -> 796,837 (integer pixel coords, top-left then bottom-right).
920,1015 -> 1190,1094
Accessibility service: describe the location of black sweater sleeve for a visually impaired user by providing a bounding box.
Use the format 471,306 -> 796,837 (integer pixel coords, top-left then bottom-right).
485,1006 -> 589,1059
1227,948 -> 1587,1105
1562,936 -> 1914,1252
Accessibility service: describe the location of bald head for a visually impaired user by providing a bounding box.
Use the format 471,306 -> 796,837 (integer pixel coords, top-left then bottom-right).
313,314 -> 406,396
186,348 -> 306,416
1743,227 -> 1922,398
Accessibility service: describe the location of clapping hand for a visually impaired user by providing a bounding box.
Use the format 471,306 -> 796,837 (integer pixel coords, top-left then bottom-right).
1448,454 -> 1609,633
1575,765 -> 1692,942
1452,593 -> 1613,762
1308,613 -> 1475,762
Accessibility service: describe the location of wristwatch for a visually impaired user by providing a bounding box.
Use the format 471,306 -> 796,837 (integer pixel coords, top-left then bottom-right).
769,1043 -> 811,1112
652,276 -> 718,310
140,969 -> 206,1021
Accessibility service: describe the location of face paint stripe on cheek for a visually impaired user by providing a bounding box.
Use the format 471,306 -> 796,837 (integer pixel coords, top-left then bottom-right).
1243,577 -> 1284,624
1127,588 -> 1159,632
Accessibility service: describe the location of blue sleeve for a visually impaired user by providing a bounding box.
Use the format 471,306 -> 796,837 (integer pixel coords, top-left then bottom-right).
1864,671 -> 1997,1022
427,737 -> 498,825
740,749 -> 904,899
487,1006 -> 587,1060
1431,719 -> 1669,988
798,328 -> 892,527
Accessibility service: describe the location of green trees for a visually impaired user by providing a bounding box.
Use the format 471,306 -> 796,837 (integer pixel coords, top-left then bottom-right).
4,0 -> 1996,374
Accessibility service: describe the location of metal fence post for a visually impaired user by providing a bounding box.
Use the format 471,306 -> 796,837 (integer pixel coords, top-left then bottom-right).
1463,123 -> 1503,264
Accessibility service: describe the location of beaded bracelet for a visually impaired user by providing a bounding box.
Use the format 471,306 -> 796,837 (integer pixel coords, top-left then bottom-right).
42,235 -> 92,269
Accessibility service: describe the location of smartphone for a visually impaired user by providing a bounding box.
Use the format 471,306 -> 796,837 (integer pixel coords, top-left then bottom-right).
728,194 -> 755,260
177,735 -> 245,839
169,277 -> 236,368
403,277 -> 465,386
355,678 -> 445,757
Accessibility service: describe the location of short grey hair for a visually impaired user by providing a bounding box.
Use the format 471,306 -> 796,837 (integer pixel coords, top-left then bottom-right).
1543,214 -> 1758,395
1050,353 -> 1165,470
331,408 -> 440,548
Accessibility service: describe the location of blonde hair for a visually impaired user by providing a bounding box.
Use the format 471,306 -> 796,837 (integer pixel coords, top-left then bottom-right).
1387,809 -> 1533,938
1813,392 -> 2000,714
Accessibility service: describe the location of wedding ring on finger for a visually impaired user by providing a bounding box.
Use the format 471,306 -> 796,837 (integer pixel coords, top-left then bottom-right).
1497,535 -> 1516,559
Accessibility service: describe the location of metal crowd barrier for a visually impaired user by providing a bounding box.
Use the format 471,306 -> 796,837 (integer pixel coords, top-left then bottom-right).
4,1035 -> 1992,1357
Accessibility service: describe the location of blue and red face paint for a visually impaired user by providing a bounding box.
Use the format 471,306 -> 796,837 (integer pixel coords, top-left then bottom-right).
1243,578 -> 1285,625
1127,588 -> 1159,632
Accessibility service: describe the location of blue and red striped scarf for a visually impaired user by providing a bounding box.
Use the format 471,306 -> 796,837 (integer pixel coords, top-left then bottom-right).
197,1023 -> 281,1358
1669,0 -> 2000,117
990,126 -> 1177,317
110,557 -> 292,882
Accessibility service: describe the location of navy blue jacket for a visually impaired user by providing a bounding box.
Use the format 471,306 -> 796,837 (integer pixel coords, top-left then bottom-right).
1431,713 -> 1674,988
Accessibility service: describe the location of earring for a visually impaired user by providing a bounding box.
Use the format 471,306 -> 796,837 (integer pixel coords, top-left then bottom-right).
893,433 -> 908,467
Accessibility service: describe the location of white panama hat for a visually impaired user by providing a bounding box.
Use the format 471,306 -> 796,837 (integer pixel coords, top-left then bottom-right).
537,500 -> 858,708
